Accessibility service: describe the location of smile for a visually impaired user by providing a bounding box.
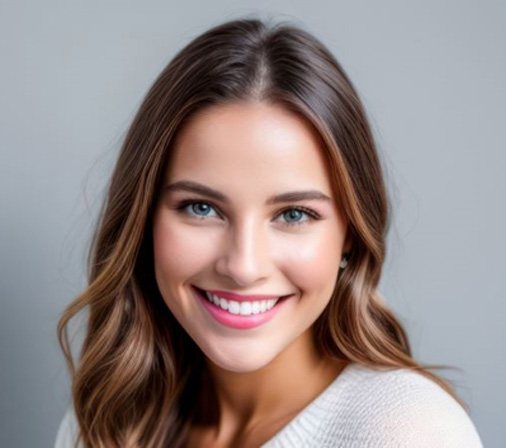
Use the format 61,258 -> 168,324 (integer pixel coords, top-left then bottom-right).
204,290 -> 280,316
192,286 -> 293,330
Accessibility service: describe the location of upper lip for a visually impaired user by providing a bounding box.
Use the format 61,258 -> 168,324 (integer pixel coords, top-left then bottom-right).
194,286 -> 290,302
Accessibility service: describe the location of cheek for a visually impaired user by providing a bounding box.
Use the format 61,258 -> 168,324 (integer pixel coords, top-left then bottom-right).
152,213 -> 217,288
278,226 -> 343,296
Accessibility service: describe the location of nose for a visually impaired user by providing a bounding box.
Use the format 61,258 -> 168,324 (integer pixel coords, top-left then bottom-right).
214,217 -> 270,287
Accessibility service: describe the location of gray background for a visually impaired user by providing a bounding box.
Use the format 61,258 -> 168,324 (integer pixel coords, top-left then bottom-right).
1,1 -> 504,447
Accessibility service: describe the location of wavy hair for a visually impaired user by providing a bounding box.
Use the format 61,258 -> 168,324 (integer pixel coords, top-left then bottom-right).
58,17 -> 466,447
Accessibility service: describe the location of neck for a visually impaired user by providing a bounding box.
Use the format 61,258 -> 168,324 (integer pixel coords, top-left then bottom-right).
192,327 -> 347,440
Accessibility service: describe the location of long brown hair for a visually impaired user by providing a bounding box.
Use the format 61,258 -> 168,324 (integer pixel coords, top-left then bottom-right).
58,17 -> 465,447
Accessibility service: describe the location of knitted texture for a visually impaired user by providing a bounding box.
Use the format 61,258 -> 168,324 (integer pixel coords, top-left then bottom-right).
55,363 -> 483,447
262,363 -> 483,447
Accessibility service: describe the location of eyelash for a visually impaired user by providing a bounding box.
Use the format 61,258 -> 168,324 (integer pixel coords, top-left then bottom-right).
173,199 -> 321,227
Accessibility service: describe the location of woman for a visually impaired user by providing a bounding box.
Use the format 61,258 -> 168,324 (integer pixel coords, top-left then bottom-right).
55,17 -> 483,447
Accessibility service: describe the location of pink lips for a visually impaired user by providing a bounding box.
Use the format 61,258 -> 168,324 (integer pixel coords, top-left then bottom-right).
192,286 -> 291,330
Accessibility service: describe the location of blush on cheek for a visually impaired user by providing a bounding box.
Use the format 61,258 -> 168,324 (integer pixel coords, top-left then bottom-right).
153,218 -> 220,282
281,236 -> 341,294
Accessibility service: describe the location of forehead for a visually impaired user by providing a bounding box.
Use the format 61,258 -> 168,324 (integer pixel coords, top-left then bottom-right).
166,101 -> 333,194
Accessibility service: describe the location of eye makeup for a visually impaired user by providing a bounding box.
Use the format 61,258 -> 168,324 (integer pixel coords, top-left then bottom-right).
172,199 -> 323,227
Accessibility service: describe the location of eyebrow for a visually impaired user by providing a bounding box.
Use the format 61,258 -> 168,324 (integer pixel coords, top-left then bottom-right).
165,180 -> 332,205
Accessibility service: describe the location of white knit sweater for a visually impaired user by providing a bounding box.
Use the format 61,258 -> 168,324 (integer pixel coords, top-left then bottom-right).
55,363 -> 483,447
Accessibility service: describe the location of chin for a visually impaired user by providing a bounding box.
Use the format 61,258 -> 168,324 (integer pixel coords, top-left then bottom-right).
202,344 -> 278,373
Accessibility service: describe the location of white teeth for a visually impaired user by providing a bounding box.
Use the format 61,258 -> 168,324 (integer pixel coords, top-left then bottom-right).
239,302 -> 252,315
205,291 -> 279,316
228,301 -> 240,314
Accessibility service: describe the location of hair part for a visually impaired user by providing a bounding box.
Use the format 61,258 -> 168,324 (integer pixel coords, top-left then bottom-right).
58,17 -> 466,447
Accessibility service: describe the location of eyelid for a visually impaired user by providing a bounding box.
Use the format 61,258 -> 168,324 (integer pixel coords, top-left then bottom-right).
174,198 -> 321,225
175,199 -> 223,218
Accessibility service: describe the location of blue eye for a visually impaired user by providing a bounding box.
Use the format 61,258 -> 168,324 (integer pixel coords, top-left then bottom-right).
278,208 -> 317,226
175,200 -> 320,226
179,201 -> 220,219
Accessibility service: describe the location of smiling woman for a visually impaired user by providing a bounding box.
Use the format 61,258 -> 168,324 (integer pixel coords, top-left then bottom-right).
152,101 -> 349,372
55,17 -> 482,448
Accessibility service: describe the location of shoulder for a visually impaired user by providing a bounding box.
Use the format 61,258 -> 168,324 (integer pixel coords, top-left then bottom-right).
54,408 -> 81,448
323,363 -> 483,447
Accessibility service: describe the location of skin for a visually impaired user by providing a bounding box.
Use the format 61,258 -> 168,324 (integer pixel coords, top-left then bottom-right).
152,100 -> 350,447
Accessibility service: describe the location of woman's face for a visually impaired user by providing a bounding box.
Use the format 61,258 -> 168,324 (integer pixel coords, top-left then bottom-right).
153,100 -> 348,373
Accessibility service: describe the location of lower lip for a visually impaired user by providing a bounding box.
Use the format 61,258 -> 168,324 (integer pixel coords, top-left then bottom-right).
192,286 -> 292,330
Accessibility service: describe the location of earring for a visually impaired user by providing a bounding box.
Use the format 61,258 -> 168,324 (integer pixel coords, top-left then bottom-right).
339,255 -> 349,269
